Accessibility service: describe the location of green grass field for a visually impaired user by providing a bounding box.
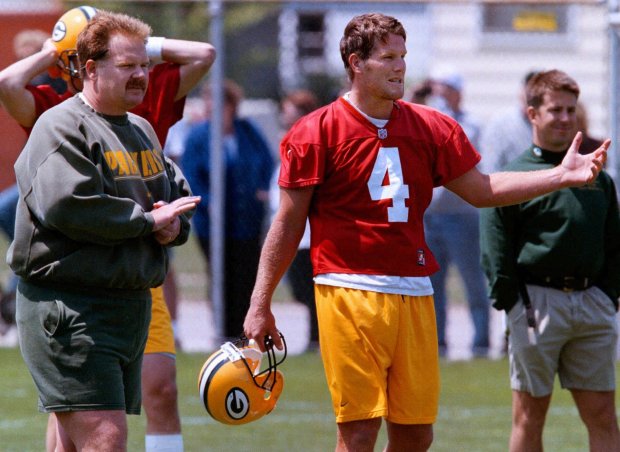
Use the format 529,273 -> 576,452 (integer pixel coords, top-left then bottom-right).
0,237 -> 617,451
1,345 -> 615,451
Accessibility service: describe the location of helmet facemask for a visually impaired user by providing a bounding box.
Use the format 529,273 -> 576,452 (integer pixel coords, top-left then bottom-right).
56,49 -> 80,80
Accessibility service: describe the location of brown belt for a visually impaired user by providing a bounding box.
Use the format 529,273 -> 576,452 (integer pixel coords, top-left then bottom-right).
525,275 -> 592,292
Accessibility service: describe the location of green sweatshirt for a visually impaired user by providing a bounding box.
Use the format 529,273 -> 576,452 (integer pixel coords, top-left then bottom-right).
8,96 -> 192,298
480,145 -> 620,312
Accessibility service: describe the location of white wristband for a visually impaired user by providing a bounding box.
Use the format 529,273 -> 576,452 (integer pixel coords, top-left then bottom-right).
146,36 -> 165,63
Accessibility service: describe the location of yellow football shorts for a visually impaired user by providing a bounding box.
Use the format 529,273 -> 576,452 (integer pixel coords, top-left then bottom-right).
144,285 -> 176,355
315,285 -> 439,425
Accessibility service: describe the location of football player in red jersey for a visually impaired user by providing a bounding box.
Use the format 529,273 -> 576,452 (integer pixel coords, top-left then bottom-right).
243,13 -> 608,452
0,7 -> 215,452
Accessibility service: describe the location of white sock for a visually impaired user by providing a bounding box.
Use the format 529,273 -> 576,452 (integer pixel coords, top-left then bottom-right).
145,434 -> 184,452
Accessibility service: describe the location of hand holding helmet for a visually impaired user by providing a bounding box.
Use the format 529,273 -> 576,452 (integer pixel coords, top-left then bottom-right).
198,333 -> 287,425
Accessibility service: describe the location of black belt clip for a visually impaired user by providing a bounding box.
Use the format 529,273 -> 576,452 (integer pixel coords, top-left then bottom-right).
525,303 -> 536,328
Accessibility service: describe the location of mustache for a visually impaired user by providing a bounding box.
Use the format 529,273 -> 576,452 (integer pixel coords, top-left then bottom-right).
126,79 -> 147,90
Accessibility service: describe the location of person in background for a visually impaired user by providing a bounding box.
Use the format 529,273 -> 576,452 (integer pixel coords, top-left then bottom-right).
269,89 -> 321,351
243,13 -> 608,451
477,70 -> 541,356
479,71 -> 538,174
0,6 -> 215,451
480,69 -> 620,452
13,28 -> 67,93
0,29 -> 70,328
162,96 -> 207,350
164,96 -> 206,165
417,66 -> 490,359
182,79 -> 274,341
8,10 -> 201,451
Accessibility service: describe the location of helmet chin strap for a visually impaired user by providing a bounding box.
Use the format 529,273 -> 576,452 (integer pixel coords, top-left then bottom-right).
220,341 -> 249,362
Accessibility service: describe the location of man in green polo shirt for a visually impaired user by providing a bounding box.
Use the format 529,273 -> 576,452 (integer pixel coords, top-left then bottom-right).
481,69 -> 620,451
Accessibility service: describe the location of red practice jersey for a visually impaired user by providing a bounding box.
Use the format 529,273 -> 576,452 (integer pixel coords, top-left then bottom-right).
25,62 -> 184,145
279,97 -> 480,277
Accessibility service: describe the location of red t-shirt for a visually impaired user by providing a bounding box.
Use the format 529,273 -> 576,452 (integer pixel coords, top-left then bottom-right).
25,62 -> 184,145
280,97 -> 480,277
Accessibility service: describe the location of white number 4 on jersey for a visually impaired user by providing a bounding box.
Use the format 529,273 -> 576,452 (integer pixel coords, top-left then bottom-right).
367,147 -> 410,222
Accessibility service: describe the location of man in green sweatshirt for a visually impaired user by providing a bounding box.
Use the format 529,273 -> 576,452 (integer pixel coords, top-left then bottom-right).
8,10 -> 200,451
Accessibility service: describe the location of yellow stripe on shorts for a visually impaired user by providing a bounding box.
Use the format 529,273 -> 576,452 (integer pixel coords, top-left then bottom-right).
144,285 -> 176,355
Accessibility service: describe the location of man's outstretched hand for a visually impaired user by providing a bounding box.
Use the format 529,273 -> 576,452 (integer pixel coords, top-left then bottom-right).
560,132 -> 610,186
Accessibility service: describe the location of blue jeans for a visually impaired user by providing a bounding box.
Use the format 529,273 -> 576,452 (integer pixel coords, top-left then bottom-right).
0,184 -> 18,241
425,212 -> 490,353
0,185 -> 19,293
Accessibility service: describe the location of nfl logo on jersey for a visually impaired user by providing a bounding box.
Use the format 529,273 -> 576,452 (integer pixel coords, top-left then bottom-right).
377,128 -> 388,140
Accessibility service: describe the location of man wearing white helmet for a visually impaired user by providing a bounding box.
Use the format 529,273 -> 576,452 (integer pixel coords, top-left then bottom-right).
0,6 -> 215,452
